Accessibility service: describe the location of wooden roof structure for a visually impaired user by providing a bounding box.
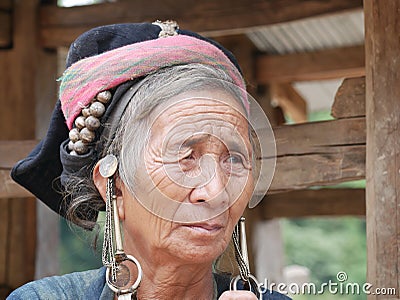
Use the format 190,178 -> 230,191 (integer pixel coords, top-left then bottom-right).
0,0 -> 398,298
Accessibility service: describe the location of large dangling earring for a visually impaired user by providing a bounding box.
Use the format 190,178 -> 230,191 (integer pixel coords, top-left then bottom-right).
230,216 -> 263,299
99,154 -> 143,300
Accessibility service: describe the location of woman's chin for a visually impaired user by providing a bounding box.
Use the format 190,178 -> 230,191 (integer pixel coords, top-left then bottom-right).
165,226 -> 229,263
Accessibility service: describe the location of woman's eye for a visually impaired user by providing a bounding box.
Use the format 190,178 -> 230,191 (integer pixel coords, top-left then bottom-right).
225,154 -> 243,164
182,152 -> 194,160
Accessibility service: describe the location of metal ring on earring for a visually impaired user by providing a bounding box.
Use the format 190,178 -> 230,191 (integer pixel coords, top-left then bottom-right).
106,254 -> 143,294
230,274 -> 263,300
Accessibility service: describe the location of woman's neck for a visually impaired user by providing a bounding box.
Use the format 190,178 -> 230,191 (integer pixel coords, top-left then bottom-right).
120,227 -> 219,299
134,261 -> 215,300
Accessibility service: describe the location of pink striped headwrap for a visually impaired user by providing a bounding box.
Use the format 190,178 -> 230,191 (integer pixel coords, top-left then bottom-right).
59,35 -> 248,129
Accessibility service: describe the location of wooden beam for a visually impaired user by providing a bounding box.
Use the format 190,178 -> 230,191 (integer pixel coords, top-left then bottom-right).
39,0 -> 363,48
0,140 -> 38,169
0,170 -> 33,199
270,145 -> 365,192
274,117 -> 366,156
257,45 -> 365,83
261,189 -> 366,218
365,1 -> 400,298
0,139 -> 36,199
0,140 -> 36,200
270,83 -> 307,123
332,76 -> 365,118
268,117 -> 366,192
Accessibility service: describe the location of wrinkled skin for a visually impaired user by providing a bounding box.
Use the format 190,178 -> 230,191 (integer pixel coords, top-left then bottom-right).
94,90 -> 256,299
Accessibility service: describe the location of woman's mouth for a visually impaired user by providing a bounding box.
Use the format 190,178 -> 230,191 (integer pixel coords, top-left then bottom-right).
183,223 -> 224,234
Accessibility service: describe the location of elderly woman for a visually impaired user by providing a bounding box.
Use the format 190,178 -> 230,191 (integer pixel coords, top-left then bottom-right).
8,22 -> 288,300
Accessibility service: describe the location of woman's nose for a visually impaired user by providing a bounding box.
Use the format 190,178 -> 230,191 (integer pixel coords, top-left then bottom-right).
188,155 -> 229,204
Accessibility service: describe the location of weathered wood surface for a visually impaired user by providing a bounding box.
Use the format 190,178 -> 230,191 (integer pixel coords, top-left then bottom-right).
332,77 -> 365,118
0,170 -> 33,199
257,45 -> 365,83
0,140 -> 38,169
273,117 -> 366,156
0,10 -> 11,48
0,0 -> 38,294
261,189 -> 366,218
364,1 -> 400,298
268,117 -> 366,192
270,146 -> 365,192
39,0 -> 362,48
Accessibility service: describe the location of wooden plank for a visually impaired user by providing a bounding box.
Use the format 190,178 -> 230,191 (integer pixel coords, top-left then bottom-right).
261,189 -> 365,218
0,11 -> 11,48
364,1 -> 400,298
269,145 -> 365,193
273,117 -> 366,157
332,76 -> 365,118
0,140 -> 37,169
270,83 -> 307,123
39,0 -> 363,48
257,45 -> 365,83
0,170 -> 32,199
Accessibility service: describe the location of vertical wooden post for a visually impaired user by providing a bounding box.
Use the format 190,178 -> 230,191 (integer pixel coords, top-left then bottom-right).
364,0 -> 400,298
0,0 -> 41,296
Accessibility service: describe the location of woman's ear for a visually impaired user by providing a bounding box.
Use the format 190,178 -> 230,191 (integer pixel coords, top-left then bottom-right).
93,162 -> 126,220
115,177 -> 125,220
93,162 -> 107,203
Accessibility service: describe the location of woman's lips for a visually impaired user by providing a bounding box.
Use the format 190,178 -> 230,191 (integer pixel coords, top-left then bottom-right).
183,223 -> 224,234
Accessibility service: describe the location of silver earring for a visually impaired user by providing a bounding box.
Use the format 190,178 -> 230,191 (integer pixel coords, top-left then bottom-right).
99,154 -> 143,299
230,216 -> 263,299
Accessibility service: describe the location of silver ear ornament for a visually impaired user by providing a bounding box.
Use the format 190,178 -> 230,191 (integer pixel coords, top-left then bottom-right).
99,154 -> 143,299
230,217 -> 263,299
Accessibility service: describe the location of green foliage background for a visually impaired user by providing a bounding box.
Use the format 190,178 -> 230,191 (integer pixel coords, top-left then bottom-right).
283,217 -> 366,300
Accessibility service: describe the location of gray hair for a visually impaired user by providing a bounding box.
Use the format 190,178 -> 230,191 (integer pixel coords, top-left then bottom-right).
65,63 -> 247,230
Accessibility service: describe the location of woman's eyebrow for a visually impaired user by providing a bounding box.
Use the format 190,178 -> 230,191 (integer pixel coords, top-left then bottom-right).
182,135 -> 248,154
181,135 -> 209,148
225,141 -> 248,154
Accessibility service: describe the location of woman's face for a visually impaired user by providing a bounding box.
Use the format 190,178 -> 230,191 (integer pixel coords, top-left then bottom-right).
120,89 -> 254,264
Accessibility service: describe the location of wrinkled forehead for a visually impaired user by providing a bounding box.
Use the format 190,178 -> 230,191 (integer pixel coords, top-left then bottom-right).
152,89 -> 248,127
149,89 -> 251,146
